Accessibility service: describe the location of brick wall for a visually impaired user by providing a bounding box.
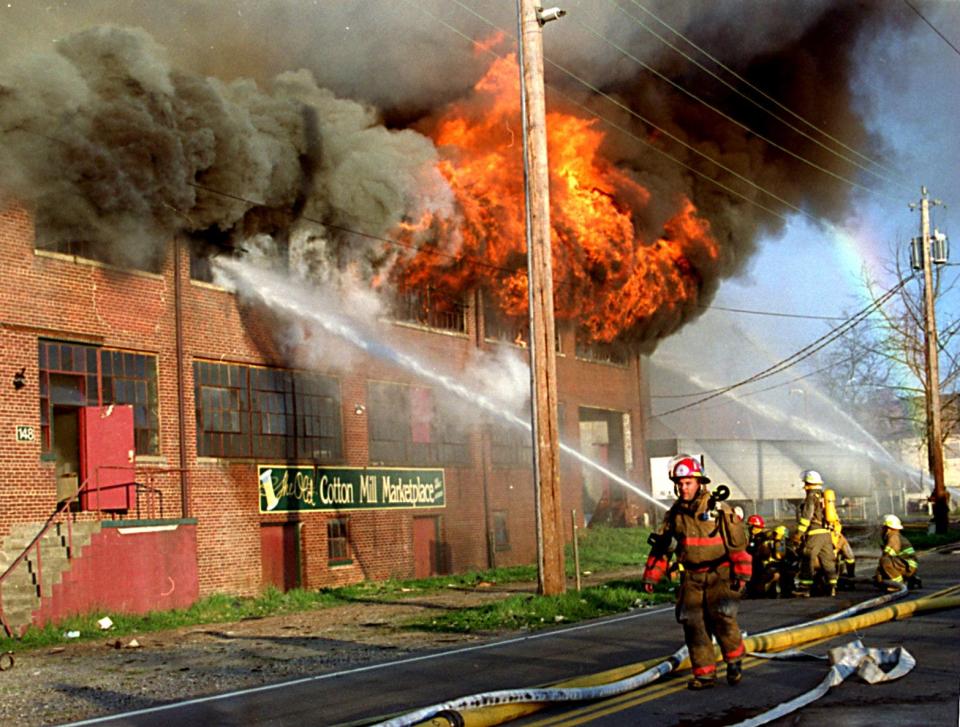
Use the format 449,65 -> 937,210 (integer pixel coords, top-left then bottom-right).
0,203 -> 652,601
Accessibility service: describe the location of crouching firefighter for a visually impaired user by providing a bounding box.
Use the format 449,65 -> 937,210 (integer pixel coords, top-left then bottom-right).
874,514 -> 920,590
643,455 -> 751,690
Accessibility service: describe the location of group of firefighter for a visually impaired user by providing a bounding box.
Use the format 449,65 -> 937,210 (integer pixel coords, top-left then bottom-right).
641,454 -> 922,690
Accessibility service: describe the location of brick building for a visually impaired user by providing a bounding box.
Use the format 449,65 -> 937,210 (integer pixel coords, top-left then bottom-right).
0,203 -> 651,632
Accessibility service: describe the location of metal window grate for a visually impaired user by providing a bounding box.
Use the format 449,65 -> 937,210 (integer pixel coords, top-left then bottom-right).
392,287 -> 467,334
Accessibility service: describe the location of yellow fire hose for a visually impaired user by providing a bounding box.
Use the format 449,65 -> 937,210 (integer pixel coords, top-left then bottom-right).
391,584 -> 960,727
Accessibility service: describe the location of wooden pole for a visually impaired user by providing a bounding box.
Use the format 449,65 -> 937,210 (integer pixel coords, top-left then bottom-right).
572,509 -> 581,592
918,187 -> 948,533
516,0 -> 565,595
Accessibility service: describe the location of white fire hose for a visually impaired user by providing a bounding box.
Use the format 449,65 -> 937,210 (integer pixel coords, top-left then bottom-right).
730,640 -> 916,727
373,585 -> 910,727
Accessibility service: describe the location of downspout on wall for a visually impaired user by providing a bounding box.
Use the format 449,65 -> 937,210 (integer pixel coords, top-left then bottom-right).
173,236 -> 190,518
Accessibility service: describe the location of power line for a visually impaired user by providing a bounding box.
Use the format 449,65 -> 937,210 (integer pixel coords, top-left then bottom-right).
703,304 -> 847,322
902,0 -> 960,58
651,277 -> 911,417
650,359 -> 839,399
567,5 -> 900,201
623,0 -> 902,179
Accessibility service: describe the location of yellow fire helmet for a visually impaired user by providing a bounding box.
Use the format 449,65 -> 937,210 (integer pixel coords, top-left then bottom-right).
774,525 -> 789,539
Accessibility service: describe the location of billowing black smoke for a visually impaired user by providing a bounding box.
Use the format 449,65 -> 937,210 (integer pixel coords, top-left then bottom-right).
0,1 -> 918,341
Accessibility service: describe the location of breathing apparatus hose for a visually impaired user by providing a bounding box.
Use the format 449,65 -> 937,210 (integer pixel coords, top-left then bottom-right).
373,584 -> 931,727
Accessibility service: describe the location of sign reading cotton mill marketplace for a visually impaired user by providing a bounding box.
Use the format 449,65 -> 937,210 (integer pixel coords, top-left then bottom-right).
258,466 -> 445,513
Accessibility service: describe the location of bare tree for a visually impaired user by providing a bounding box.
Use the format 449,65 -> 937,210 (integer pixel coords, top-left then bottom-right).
817,241 -> 959,486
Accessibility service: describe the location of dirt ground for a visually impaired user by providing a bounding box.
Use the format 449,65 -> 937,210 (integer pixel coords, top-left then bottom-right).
0,573 -> 632,726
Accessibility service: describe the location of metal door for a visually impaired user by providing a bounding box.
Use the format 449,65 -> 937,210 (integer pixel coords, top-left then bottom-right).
79,405 -> 136,511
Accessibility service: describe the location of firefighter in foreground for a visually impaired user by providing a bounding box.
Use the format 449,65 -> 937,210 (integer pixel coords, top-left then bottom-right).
792,469 -> 838,596
874,514 -> 920,590
642,456 -> 751,689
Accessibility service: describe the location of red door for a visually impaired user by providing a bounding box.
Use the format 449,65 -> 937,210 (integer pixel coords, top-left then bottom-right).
261,523 -> 300,591
79,405 -> 136,511
413,516 -> 440,579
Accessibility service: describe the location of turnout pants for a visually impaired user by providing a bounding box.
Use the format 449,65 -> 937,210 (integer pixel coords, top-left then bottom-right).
799,532 -> 837,589
676,566 -> 744,678
876,556 -> 916,582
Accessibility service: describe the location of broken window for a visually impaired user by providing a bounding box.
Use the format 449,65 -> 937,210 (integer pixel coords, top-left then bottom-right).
194,361 -> 341,460
392,286 -> 467,334
38,340 -> 159,456
574,334 -> 631,366
367,382 -> 470,466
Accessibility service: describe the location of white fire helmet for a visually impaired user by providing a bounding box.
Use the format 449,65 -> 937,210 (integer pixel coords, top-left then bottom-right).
882,514 -> 903,530
801,469 -> 824,487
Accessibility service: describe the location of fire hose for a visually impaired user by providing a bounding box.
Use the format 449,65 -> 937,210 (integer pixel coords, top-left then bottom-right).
374,583 -> 957,727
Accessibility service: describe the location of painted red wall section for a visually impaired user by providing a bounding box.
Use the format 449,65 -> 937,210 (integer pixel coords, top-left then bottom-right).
34,524 -> 198,625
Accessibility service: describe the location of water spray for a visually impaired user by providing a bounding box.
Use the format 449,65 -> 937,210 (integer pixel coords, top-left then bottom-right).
215,258 -> 669,511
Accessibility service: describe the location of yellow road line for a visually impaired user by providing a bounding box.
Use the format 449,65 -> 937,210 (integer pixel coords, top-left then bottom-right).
523,660 -> 755,726
527,635 -> 841,727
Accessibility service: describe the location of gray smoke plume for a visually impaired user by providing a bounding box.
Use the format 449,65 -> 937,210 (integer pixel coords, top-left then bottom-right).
0,25 -> 448,271
0,1 -> 920,344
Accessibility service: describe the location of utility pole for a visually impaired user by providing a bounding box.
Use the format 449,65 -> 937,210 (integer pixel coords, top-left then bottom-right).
516,0 -> 566,595
911,186 -> 948,533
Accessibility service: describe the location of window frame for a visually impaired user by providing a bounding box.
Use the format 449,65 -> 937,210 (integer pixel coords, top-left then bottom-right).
367,381 -> 471,466
38,340 -> 160,456
194,361 -> 343,462
327,516 -> 352,565
493,510 -> 511,552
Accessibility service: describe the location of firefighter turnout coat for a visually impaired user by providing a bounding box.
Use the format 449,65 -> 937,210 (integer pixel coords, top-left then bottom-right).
876,530 -> 918,584
795,488 -> 838,591
643,490 -> 751,679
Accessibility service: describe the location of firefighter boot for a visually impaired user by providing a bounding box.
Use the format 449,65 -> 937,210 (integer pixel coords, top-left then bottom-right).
839,563 -> 855,591
687,676 -> 717,690
907,575 -> 922,590
726,660 -> 743,686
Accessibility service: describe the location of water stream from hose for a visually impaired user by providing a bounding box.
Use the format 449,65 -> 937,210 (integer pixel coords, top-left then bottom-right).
214,258 -> 669,511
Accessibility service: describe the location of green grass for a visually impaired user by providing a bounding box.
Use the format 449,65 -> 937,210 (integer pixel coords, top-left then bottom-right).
0,587 -> 346,652
903,524 -> 960,550
0,524 -> 658,651
568,525 -> 653,572
409,579 -> 672,633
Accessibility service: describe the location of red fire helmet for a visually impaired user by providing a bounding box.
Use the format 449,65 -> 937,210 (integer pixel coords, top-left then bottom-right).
747,514 -> 765,529
668,455 -> 710,484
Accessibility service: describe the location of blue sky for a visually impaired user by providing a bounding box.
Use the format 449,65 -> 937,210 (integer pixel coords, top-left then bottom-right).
712,1 -> 960,365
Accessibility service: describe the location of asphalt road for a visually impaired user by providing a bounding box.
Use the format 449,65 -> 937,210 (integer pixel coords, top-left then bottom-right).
65,549 -> 960,727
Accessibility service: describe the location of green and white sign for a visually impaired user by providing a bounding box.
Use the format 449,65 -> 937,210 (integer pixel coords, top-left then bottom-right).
258,465 -> 445,513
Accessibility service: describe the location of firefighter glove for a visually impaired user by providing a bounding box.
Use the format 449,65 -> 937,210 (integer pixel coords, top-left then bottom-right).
642,582 -> 655,595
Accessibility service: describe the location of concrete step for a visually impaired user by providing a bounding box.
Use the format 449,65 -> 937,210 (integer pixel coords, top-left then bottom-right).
1,519 -> 103,634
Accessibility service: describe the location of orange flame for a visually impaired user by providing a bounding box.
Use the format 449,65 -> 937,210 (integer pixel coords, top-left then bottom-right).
395,46 -> 719,343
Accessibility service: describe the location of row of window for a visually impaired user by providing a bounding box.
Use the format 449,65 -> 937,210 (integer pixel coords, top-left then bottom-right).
39,341 -> 160,454
37,341 -> 532,467
40,240 -> 633,360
